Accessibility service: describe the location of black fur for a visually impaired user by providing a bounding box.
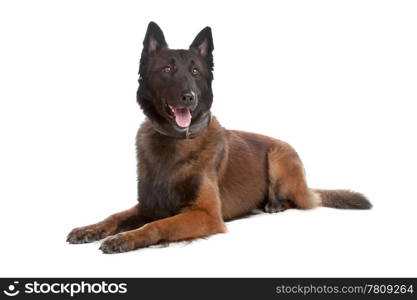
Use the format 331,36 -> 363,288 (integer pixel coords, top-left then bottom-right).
190,27 -> 214,72
316,189 -> 372,209
139,21 -> 167,76
134,22 -> 219,222
136,128 -> 203,221
137,22 -> 214,132
215,140 -> 226,172
138,172 -> 201,221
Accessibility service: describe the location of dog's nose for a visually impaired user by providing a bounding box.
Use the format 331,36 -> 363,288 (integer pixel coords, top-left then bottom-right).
180,92 -> 195,104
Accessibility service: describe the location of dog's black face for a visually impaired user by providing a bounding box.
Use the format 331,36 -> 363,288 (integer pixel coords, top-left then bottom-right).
137,22 -> 214,135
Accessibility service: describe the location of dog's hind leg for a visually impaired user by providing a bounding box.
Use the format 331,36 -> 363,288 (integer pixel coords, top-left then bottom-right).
264,143 -> 320,212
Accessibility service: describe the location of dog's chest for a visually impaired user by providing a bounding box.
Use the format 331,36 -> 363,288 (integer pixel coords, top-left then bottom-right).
137,138 -> 201,221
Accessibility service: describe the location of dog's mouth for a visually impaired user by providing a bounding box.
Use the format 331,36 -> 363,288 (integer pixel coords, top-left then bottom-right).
166,105 -> 192,128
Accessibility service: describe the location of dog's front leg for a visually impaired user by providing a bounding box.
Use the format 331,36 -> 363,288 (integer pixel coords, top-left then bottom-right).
99,179 -> 227,254
67,204 -> 145,244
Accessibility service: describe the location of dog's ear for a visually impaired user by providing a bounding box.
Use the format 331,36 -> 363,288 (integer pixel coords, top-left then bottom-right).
190,27 -> 214,70
142,21 -> 167,55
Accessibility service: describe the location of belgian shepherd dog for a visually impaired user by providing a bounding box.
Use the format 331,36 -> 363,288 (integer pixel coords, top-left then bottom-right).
67,22 -> 371,253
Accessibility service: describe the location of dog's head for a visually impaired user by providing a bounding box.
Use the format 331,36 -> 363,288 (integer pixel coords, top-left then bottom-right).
137,22 -> 214,137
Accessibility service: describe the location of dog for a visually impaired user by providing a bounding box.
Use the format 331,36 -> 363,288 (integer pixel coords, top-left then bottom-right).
67,22 -> 372,253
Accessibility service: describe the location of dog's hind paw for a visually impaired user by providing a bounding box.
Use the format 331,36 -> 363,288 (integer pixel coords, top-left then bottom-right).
263,201 -> 287,213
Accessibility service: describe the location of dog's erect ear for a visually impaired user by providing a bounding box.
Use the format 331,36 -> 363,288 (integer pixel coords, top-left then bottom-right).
142,21 -> 167,55
190,27 -> 214,70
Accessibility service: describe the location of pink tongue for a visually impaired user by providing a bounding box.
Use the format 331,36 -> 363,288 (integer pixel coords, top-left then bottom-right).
173,108 -> 192,128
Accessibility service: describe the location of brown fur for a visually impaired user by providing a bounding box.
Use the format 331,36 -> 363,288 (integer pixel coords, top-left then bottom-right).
67,22 -> 371,254
67,117 -> 371,253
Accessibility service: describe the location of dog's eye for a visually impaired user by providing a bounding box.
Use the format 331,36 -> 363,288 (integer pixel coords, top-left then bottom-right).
191,67 -> 199,76
163,66 -> 172,73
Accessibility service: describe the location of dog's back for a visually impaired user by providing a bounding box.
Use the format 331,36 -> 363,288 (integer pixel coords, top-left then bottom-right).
67,22 -> 371,254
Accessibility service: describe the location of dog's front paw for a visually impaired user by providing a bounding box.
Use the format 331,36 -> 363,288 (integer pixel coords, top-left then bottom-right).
99,233 -> 135,254
67,224 -> 106,244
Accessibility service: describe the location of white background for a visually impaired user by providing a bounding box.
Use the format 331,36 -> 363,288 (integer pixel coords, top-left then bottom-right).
0,0 -> 416,277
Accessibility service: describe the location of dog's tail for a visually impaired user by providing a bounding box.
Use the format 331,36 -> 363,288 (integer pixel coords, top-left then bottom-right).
312,189 -> 372,209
